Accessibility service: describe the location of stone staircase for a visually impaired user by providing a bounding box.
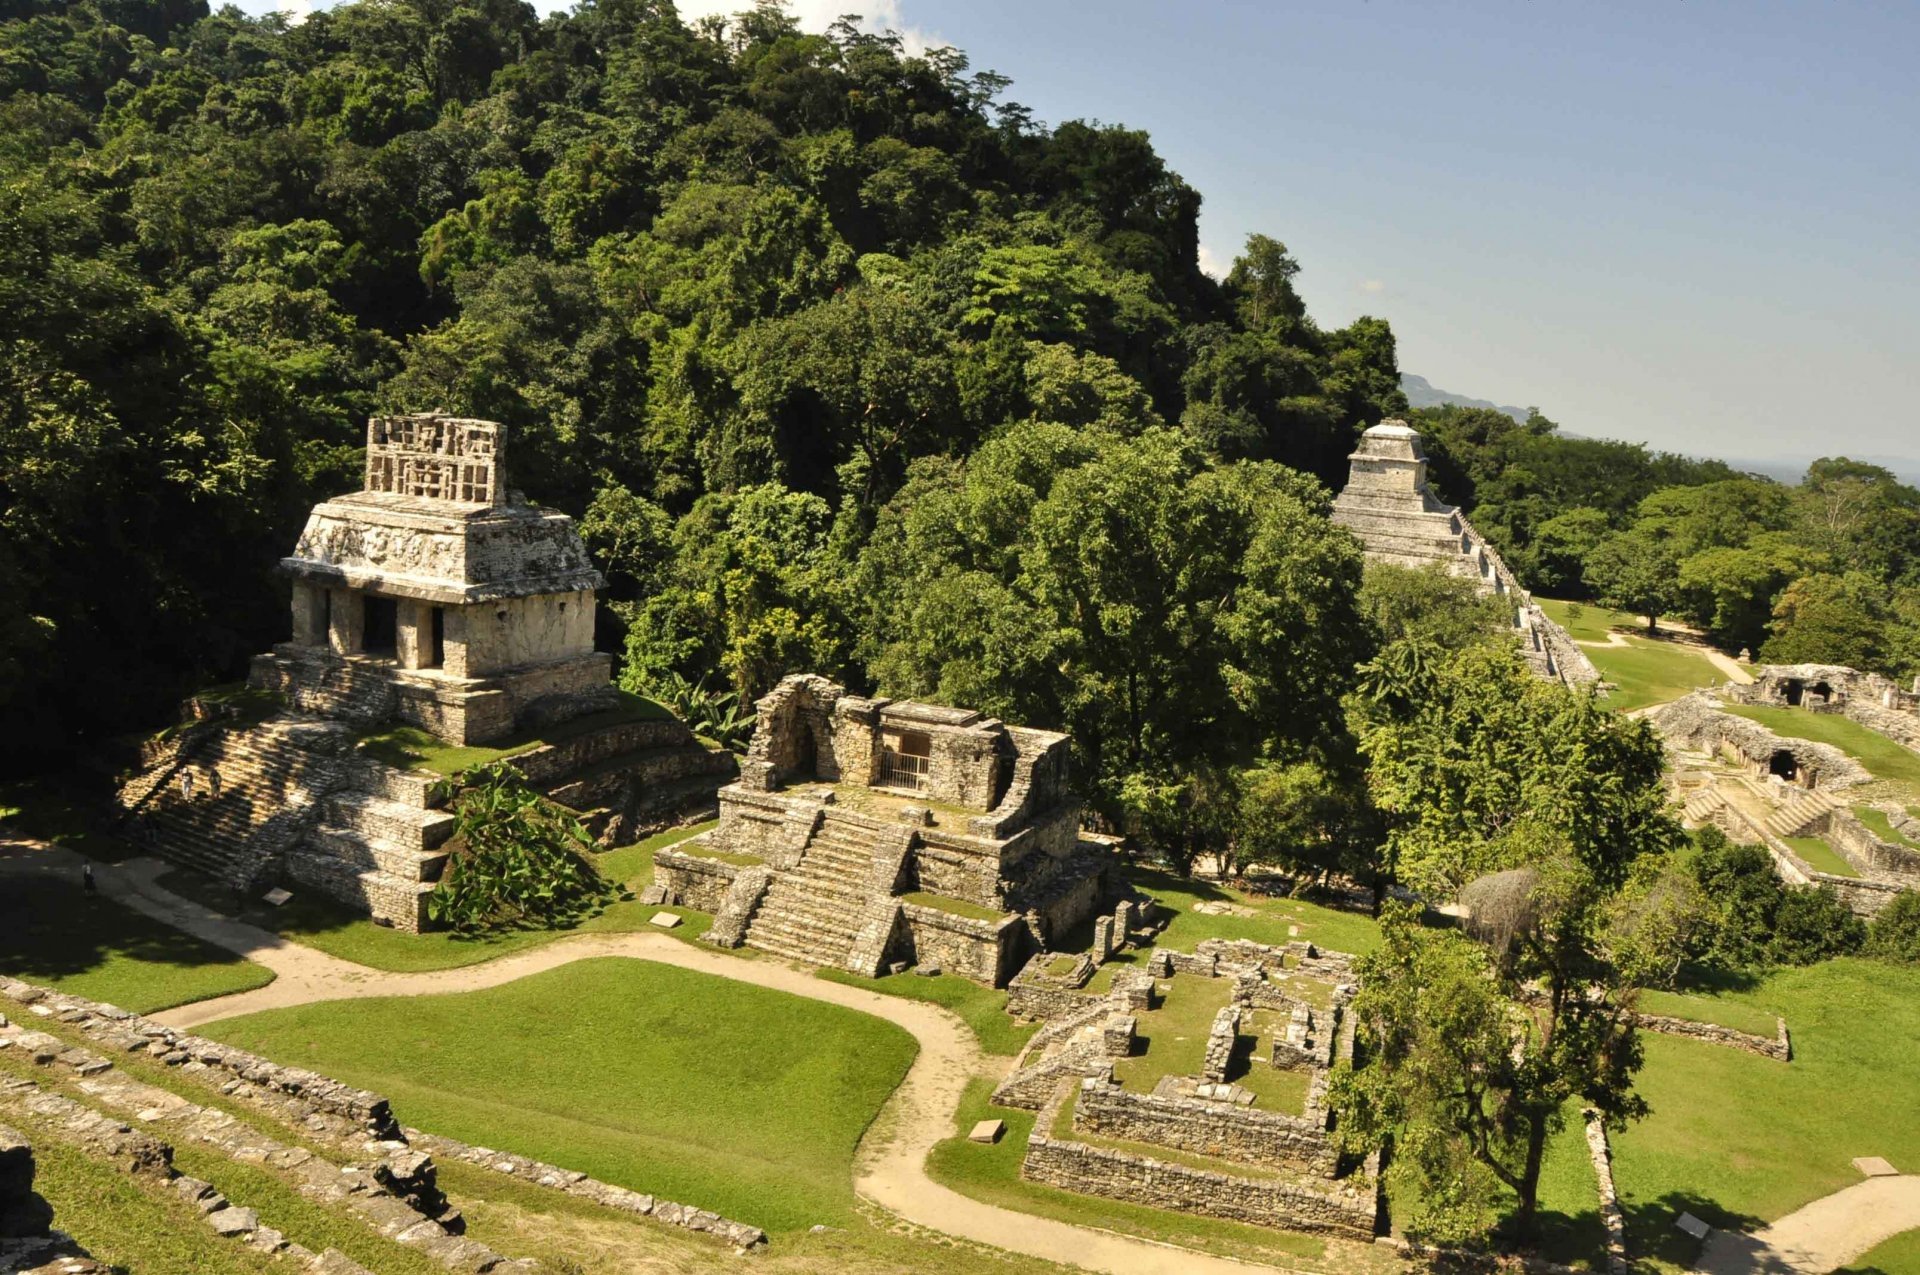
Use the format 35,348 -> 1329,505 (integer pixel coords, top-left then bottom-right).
285,764 -> 452,933
741,808 -> 888,966
1759,785 -> 1843,840
132,717 -> 355,889
249,649 -> 398,726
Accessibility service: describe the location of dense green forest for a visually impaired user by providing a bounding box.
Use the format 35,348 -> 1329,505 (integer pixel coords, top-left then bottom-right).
0,0 -> 1405,774
1410,405 -> 1920,672
2,0 -> 1911,823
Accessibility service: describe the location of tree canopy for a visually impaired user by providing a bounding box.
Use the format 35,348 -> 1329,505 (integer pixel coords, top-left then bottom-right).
0,0 -> 1408,777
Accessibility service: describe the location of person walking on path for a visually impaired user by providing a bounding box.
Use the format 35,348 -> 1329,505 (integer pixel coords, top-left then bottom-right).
81,862 -> 96,895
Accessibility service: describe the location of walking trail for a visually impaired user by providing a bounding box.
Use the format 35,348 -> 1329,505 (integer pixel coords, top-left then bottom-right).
1695,1172 -> 1920,1274
7,844 -> 1289,1275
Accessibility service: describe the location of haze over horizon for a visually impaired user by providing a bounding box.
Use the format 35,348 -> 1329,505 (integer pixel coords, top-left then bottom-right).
238,0 -> 1920,468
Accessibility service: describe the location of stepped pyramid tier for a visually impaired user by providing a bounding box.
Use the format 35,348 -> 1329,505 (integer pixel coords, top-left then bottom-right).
1331,420 -> 1598,688
655,674 -> 1124,986
118,415 -> 734,931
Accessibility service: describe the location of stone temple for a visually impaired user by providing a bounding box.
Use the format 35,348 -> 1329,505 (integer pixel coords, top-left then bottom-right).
653,674 -> 1122,985
253,414 -> 611,744
1331,420 -> 1597,687
118,415 -> 733,930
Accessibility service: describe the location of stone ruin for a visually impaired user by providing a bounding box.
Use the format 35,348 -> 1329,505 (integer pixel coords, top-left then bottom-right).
991,938 -> 1381,1238
652,673 -> 1122,984
1331,420 -> 1598,689
1656,685 -> 1919,916
116,415 -> 734,931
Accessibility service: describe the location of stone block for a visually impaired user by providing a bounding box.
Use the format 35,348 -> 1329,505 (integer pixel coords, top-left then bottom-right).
262,888 -> 293,907
1854,1156 -> 1899,1177
647,912 -> 682,929
968,1120 -> 1005,1144
637,884 -> 668,906
1675,1212 -> 1711,1240
207,1206 -> 259,1235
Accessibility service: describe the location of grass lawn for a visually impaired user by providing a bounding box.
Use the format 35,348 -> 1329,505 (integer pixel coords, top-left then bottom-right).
1782,834 -> 1859,877
202,958 -> 917,1233
1636,989 -> 1779,1038
1125,864 -> 1382,957
815,966 -> 1038,1056
1841,1228 -> 1920,1275
156,822 -> 715,973
1610,958 -> 1920,1271
1723,705 -> 1920,796
0,864 -> 273,1012
1111,975 -> 1233,1094
353,691 -> 672,775
1535,598 -> 1666,642
923,1077 -> 1393,1273
0,777 -> 141,862
1580,637 -> 1729,713
1856,807 -> 1920,850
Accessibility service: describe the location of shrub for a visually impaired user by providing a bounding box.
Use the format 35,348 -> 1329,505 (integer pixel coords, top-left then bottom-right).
1688,830 -> 1865,968
641,672 -> 754,753
427,763 -> 615,934
1866,891 -> 1920,964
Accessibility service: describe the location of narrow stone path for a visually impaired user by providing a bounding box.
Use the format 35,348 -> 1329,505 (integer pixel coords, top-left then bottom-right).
1695,1173 -> 1920,1274
5,844 -> 1294,1275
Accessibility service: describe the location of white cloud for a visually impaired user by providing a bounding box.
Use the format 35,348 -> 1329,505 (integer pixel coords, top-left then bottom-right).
673,0 -> 941,55
1358,279 -> 1386,294
1196,241 -> 1226,280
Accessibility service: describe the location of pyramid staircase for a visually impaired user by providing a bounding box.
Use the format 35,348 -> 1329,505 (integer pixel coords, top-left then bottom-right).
130,717 -> 356,888
286,763 -> 455,931
740,808 -> 889,966
1759,785 -> 1844,840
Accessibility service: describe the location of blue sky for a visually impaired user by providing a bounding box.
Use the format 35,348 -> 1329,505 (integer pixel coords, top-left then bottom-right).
236,0 -> 1920,466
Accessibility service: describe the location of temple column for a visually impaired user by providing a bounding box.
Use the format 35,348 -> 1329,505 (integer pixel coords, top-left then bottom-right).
440,606 -> 470,678
290,582 -> 327,647
327,588 -> 364,654
396,599 -> 431,669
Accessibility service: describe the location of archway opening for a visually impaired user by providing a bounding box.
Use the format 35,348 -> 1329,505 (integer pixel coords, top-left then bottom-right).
1784,679 -> 1805,707
1769,749 -> 1798,782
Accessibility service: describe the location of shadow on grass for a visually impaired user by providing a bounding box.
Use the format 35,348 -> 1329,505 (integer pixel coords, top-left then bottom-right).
1671,961 -> 1765,996
0,860 -> 257,986
0,775 -> 142,862
1621,1189 -> 1769,1271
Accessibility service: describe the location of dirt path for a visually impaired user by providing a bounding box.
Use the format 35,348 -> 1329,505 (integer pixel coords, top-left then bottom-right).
1695,1173 -> 1920,1274
12,847 -> 1291,1275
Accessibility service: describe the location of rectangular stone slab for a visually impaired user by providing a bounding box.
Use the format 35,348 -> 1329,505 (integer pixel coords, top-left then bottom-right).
648,912 -> 683,929
968,1119 -> 1005,1144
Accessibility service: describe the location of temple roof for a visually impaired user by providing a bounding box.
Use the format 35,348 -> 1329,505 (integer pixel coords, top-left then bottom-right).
278,416 -> 604,604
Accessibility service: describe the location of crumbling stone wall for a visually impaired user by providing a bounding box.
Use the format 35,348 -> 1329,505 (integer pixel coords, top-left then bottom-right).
1024,1083 -> 1378,1239
1651,693 -> 1870,790
738,674 -> 844,790
1629,1011 -> 1790,1062
1074,1082 -> 1337,1174
1824,809 -> 1920,887
900,904 -> 1022,984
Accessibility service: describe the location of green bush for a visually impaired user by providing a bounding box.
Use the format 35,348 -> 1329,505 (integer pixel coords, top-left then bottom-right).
639,672 -> 754,753
1688,829 -> 1865,969
1866,891 -> 1920,964
427,763 -> 615,934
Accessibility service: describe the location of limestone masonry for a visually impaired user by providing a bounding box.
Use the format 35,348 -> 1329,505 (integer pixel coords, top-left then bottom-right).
116,415 -> 733,931
654,673 -> 1121,984
1332,420 -> 1597,688
1659,665 -> 1920,916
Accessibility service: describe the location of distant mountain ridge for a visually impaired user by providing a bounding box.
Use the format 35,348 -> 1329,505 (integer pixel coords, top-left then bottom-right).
1398,374 -> 1920,486
1399,374 -> 1530,424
